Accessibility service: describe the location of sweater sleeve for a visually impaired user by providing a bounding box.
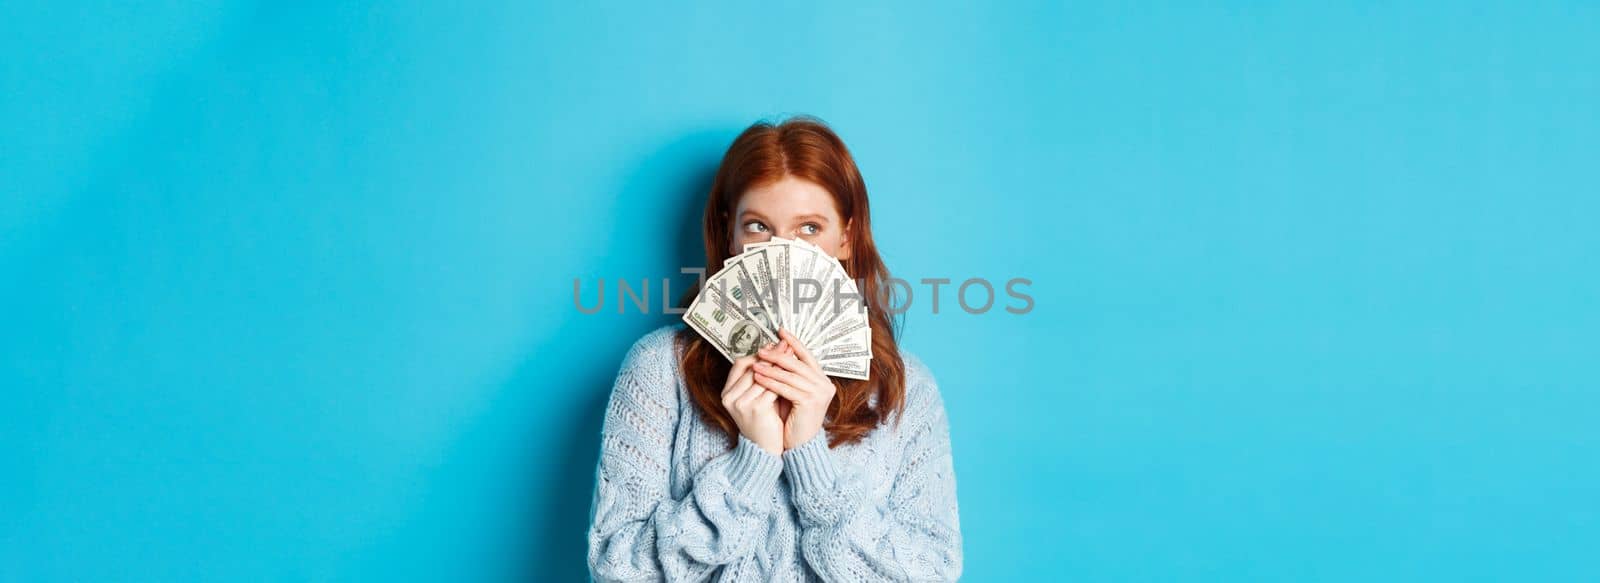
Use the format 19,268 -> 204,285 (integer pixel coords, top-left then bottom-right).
587,330 -> 783,582
782,364 -> 963,582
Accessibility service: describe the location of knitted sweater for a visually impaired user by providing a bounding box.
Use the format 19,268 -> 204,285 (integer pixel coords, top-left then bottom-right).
587,325 -> 962,582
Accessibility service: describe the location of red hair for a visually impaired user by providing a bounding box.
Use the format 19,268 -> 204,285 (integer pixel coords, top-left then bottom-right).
677,116 -> 907,448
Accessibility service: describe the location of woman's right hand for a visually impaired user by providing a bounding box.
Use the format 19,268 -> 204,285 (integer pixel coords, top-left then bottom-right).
722,355 -> 784,455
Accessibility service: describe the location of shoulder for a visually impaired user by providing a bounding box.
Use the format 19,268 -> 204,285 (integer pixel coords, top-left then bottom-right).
612,324 -> 686,395
896,350 -> 949,423
623,323 -> 684,363
901,350 -> 938,392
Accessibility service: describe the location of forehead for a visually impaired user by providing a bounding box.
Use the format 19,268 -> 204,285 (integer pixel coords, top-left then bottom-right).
736,176 -> 840,218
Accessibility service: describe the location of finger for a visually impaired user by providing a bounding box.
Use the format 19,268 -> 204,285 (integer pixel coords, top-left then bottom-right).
721,371 -> 756,407
754,390 -> 779,407
723,356 -> 758,393
757,341 -> 785,360
759,348 -> 810,376
779,328 -> 820,368
735,383 -> 769,410
732,369 -> 757,397
752,374 -> 805,402
748,360 -> 806,392
757,342 -> 803,370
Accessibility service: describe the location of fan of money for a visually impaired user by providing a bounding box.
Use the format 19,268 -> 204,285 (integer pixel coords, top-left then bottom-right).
683,236 -> 872,380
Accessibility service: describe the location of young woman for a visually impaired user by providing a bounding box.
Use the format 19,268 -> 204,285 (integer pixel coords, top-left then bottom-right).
587,117 -> 962,582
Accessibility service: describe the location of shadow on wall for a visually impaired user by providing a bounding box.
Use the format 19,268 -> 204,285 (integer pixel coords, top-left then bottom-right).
513,128 -> 730,580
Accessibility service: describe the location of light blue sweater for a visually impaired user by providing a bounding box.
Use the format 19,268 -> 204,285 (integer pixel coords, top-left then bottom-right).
587,325 -> 962,582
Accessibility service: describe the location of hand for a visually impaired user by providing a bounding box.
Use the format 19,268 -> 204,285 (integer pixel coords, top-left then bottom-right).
721,355 -> 784,455
753,329 -> 837,450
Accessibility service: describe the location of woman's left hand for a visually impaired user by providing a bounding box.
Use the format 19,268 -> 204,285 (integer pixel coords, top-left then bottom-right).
754,328 -> 837,451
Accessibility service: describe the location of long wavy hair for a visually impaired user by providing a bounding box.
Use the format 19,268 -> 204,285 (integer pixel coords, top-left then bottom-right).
676,116 -> 906,448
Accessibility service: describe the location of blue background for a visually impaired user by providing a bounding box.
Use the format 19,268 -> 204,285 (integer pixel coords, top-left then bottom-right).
4,2 -> 1597,580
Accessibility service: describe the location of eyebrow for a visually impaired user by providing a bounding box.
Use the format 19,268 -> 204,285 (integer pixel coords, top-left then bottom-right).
737,211 -> 831,225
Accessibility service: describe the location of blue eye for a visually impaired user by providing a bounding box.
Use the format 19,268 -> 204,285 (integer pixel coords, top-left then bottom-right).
743,221 -> 769,233
799,223 -> 821,235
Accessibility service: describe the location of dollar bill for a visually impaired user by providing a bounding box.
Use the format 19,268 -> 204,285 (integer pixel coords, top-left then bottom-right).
808,274 -> 867,349
684,236 -> 873,380
719,256 -> 778,334
819,357 -> 870,380
797,248 -> 846,347
815,339 -> 872,361
684,281 -> 776,360
767,239 -> 793,334
740,238 -> 796,335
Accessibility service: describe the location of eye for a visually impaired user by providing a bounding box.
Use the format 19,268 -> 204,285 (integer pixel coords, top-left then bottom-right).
799,223 -> 821,236
742,221 -> 769,234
